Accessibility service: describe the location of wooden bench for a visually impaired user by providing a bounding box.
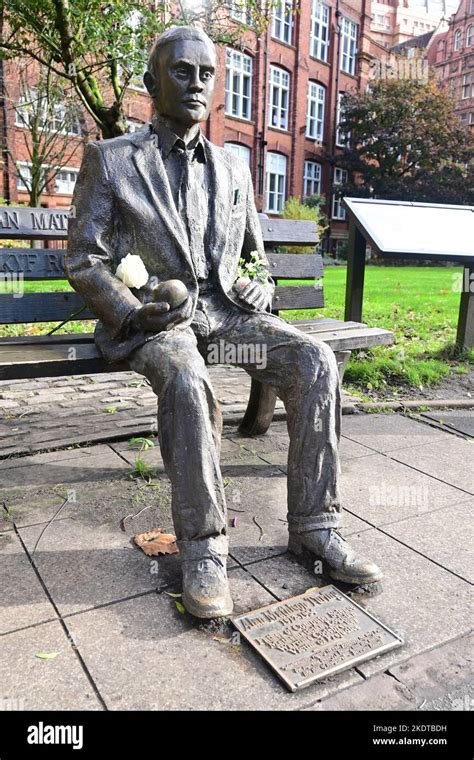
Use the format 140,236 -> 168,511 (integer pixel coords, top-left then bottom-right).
0,206 -> 393,435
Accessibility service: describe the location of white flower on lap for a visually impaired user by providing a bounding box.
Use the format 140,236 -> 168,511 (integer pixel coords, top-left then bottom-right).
115,254 -> 149,289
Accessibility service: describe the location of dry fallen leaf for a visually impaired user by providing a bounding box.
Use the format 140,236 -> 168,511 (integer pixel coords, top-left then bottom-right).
134,528 -> 178,556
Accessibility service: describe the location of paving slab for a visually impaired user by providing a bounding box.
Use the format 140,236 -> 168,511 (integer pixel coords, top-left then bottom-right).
304,633 -> 473,711
382,500 -> 474,583
390,437 -> 474,494
243,553 -> 325,598
67,587 -> 363,710
225,471 -> 290,564
0,443 -> 129,489
0,530 -> 56,635
341,413 -> 454,454
420,409 -> 474,438
0,620 -> 102,710
335,530 -> 472,678
17,517 -> 168,616
340,453 -> 472,527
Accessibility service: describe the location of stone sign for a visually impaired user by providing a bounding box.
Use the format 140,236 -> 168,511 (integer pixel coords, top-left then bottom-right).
232,585 -> 403,692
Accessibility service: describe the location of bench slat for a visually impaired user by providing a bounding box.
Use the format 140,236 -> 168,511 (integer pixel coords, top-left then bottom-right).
266,252 -> 323,279
0,248 -> 66,279
0,321 -> 393,380
260,219 -> 319,245
0,293 -> 93,324
273,285 -> 323,310
0,249 -> 324,283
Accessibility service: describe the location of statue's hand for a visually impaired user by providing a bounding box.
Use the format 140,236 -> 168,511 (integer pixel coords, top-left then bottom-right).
237,281 -> 272,311
132,296 -> 193,333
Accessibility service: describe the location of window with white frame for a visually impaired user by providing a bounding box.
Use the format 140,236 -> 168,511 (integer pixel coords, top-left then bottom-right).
224,142 -> 251,165
306,81 -> 325,141
51,103 -> 81,136
15,90 -> 80,135
340,17 -> 358,75
332,168 -> 348,220
310,1 -> 330,62
268,65 -> 290,130
16,162 -> 32,191
336,92 -> 350,147
467,25 -> 473,47
454,29 -> 462,51
225,49 -> 253,120
15,91 -> 34,128
272,0 -> 293,45
230,0 -> 251,24
462,74 -> 472,99
303,161 -> 321,197
55,167 -> 78,195
265,152 -> 287,213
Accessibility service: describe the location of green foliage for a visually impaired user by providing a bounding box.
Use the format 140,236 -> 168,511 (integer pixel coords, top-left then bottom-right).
129,457 -> 157,482
0,0 -> 271,138
337,78 -> 474,204
128,437 -> 155,451
281,196 -> 328,254
236,250 -> 270,284
281,266 -> 472,390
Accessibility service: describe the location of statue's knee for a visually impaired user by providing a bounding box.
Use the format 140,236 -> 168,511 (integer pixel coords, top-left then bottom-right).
168,359 -> 211,395
295,339 -> 338,384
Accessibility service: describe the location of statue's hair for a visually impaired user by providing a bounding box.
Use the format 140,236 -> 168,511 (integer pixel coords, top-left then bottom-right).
147,25 -> 215,77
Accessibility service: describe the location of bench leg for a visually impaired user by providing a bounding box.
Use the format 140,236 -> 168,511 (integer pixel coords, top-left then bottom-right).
239,351 -> 351,436
334,350 -> 351,383
238,379 -> 277,436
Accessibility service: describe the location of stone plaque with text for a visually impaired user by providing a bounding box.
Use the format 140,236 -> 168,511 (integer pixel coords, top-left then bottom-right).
232,585 -> 403,692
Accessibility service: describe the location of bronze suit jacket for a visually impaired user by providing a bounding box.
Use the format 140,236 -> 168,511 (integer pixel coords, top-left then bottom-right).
65,124 -> 273,362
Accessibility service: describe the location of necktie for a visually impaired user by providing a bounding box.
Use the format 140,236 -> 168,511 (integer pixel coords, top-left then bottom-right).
177,147 -> 210,281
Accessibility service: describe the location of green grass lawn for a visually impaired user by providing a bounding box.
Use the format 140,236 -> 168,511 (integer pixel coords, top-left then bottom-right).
1,266 -> 472,391
281,266 -> 472,392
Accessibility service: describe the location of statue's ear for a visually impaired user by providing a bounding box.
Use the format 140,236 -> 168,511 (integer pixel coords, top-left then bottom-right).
144,71 -> 156,96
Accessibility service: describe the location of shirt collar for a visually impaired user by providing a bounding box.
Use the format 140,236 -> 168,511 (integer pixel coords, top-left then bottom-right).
151,116 -> 206,163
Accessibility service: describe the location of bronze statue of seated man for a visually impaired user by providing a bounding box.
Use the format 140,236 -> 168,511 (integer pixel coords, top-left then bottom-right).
66,26 -> 382,619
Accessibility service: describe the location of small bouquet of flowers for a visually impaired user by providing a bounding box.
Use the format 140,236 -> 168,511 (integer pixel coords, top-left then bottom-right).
233,250 -> 270,295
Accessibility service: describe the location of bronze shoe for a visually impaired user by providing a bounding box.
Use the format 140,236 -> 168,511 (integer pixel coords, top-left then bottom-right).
288,528 -> 383,585
180,536 -> 233,619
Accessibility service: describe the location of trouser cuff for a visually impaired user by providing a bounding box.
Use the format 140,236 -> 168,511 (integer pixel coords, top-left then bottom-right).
178,534 -> 229,561
287,513 -> 341,533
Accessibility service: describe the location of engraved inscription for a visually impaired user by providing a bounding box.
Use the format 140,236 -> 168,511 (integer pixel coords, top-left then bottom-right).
257,607 -> 359,655
232,585 -> 403,692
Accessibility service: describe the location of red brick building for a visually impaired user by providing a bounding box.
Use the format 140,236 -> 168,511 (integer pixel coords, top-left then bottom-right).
427,0 -> 474,129
1,0 -> 383,254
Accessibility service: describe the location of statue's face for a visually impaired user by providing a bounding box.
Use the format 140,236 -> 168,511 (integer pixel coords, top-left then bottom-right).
149,38 -> 216,127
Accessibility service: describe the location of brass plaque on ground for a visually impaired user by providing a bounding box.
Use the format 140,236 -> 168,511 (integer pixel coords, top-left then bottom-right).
231,585 -> 403,692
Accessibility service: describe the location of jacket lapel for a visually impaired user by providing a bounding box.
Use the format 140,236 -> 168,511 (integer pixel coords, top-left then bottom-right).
203,138 -> 233,275
131,132 -> 192,268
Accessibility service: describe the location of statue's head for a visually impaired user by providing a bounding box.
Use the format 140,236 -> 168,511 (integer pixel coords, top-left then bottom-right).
144,26 -> 217,128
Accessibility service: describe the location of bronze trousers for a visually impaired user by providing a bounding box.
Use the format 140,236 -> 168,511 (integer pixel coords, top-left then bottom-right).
128,292 -> 342,551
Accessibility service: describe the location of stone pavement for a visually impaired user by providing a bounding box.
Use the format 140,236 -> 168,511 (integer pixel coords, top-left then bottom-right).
0,374 -> 472,711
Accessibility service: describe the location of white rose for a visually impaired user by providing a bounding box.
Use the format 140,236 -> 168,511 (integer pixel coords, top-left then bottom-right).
115,254 -> 149,289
